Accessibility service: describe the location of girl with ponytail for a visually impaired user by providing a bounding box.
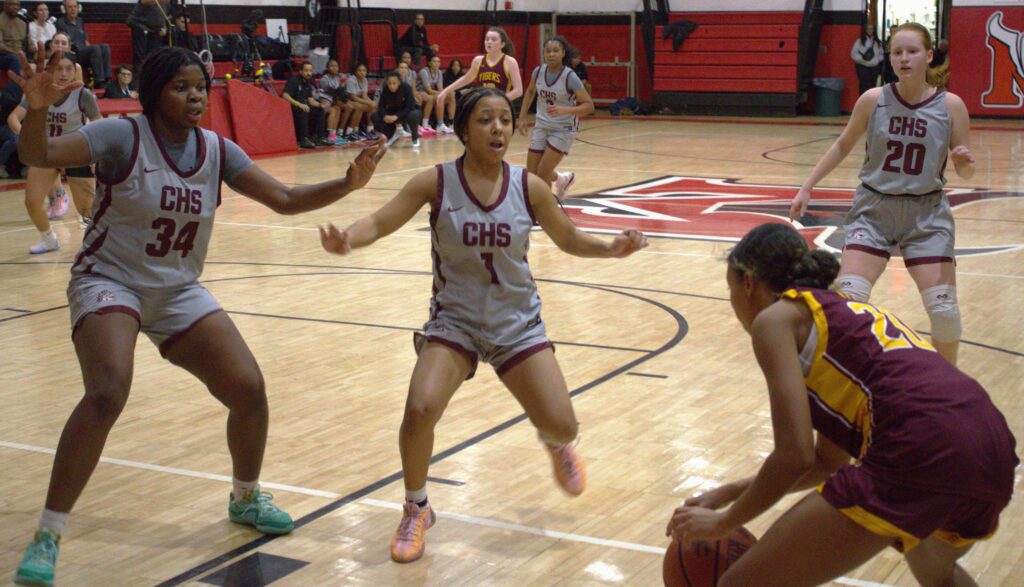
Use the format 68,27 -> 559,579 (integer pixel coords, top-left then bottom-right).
666,222 -> 1017,587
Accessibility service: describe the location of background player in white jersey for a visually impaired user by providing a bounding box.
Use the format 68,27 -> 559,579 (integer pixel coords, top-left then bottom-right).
518,36 -> 593,201
789,22 -> 974,365
320,88 -> 647,565
8,50 -> 99,254
11,46 -> 386,587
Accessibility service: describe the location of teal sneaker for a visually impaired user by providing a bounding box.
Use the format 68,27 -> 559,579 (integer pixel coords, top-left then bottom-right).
228,490 -> 294,535
14,529 -> 60,587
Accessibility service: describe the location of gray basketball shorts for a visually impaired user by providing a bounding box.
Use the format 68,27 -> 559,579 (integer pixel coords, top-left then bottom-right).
843,188 -> 955,265
529,126 -> 576,156
67,274 -> 223,356
417,315 -> 551,380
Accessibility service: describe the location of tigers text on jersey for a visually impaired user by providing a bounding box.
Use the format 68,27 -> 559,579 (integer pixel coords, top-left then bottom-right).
859,83 -> 951,196
476,54 -> 512,92
429,157 -> 542,346
72,115 -> 225,290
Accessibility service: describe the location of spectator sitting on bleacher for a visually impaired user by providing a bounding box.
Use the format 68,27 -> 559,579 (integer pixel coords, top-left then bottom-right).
0,77 -> 23,177
0,0 -> 27,74
28,2 -> 53,55
570,55 -> 592,97
442,58 -> 466,124
101,64 -> 138,99
373,69 -> 421,149
417,55 -> 451,134
127,0 -> 170,78
319,58 -> 353,145
283,61 -> 329,149
343,63 -> 377,141
56,0 -> 111,87
398,12 -> 438,66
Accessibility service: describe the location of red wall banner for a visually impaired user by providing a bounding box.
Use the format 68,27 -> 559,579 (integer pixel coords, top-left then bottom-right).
950,6 -> 1024,117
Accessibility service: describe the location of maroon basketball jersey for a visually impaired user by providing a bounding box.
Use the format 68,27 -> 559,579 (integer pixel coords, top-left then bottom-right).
476,54 -> 511,92
784,287 -> 1017,501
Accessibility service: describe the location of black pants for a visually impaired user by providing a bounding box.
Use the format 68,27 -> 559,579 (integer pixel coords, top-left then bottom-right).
131,26 -> 164,77
855,64 -> 881,96
292,105 -> 326,142
372,109 -> 422,140
79,44 -> 112,83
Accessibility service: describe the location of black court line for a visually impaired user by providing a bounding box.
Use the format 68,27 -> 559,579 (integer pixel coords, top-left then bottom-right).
0,304 -> 67,323
627,372 -> 668,379
3,307 -> 31,312
154,281 -> 689,586
426,476 -> 465,487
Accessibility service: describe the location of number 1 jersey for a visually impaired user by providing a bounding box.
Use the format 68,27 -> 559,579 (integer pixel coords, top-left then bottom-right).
72,116 -> 224,289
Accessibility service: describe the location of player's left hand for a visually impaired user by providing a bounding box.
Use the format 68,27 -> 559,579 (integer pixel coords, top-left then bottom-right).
546,105 -> 566,116
666,506 -> 730,544
950,145 -> 974,168
319,222 -> 352,255
608,229 -> 648,258
344,136 -> 387,189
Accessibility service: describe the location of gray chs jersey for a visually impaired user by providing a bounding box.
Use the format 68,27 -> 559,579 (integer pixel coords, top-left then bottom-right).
430,157 -> 543,345
859,83 -> 951,196
532,64 -> 581,131
47,88 -> 88,136
72,115 -> 224,289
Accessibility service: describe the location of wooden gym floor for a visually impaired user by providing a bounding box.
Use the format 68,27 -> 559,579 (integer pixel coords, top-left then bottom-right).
0,114 -> 1021,586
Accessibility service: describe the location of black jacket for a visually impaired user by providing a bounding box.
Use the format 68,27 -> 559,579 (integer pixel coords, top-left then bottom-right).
376,82 -> 416,119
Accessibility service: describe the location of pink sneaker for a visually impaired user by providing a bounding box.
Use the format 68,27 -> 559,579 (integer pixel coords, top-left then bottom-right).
390,501 -> 435,563
553,171 -> 576,202
547,442 -> 586,496
47,189 -> 69,219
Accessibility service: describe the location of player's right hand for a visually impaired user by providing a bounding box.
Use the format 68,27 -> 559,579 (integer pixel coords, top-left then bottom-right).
319,222 -> 352,255
9,44 -> 84,111
683,482 -> 742,511
790,187 -> 811,221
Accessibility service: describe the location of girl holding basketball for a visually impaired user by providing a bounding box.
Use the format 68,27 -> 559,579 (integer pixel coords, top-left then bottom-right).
320,88 -> 647,564
790,22 -> 974,365
436,27 -> 523,104
517,35 -> 593,201
666,223 -> 1016,587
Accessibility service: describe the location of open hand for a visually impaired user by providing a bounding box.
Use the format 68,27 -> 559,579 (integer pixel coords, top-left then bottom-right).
8,44 -> 84,110
344,136 -> 387,189
609,229 -> 648,258
319,222 -> 352,255
665,506 -> 730,544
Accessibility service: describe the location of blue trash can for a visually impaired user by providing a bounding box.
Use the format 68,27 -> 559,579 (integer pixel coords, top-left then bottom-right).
812,77 -> 845,116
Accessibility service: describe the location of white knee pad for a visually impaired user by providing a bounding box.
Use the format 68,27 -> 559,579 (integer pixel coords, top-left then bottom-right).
922,285 -> 961,342
835,274 -> 873,302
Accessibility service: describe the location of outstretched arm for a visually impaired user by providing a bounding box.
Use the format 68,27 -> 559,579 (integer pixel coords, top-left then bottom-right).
229,138 -> 386,215
790,88 -> 879,220
320,166 -> 436,254
437,56 -> 482,104
529,173 -> 647,258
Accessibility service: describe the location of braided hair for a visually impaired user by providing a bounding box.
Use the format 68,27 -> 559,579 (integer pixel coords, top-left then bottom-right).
138,47 -> 210,117
727,223 -> 840,292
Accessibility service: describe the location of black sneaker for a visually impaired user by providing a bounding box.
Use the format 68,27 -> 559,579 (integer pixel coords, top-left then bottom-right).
299,138 -> 317,149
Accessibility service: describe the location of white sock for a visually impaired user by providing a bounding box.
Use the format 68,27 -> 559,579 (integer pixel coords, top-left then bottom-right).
40,229 -> 56,240
39,509 -> 68,535
405,486 -> 428,505
232,478 -> 259,502
346,127 -> 356,134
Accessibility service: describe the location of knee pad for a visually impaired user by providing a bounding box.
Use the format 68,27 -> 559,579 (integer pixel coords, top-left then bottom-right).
835,274 -> 873,302
922,285 -> 961,342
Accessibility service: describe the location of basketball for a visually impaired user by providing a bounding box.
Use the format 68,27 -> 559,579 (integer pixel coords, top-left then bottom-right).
663,527 -> 757,586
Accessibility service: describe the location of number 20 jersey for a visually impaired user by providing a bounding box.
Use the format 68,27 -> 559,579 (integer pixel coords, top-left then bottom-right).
858,83 -> 950,196
72,116 -> 224,290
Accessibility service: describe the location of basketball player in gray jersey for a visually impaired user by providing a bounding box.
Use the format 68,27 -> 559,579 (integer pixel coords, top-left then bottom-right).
12,46 -> 386,587
320,88 -> 647,564
518,36 -> 594,201
790,22 -> 975,365
9,52 -> 101,254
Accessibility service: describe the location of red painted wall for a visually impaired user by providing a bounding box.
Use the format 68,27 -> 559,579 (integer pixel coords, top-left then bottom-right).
812,23 -> 861,113
949,6 -> 1024,118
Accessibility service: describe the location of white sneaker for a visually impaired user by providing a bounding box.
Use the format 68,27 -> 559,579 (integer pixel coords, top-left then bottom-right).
29,232 -> 60,255
411,139 -> 421,149
398,127 -> 411,138
553,171 -> 576,201
79,216 -> 93,230
439,123 -> 454,134
385,132 -> 402,148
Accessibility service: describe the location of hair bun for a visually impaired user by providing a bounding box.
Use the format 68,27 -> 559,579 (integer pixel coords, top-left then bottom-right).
791,250 -> 840,289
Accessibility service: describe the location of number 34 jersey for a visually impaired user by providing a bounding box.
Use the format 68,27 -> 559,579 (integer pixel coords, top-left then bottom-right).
783,287 -> 1017,501
859,83 -> 951,196
72,116 -> 225,290
429,157 -> 542,346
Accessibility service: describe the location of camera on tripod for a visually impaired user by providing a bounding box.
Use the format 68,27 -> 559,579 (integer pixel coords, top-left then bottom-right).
235,8 -> 264,78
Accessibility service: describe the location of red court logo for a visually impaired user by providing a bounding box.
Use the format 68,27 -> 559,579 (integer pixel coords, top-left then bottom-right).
563,176 -> 1024,258
982,11 -> 1024,108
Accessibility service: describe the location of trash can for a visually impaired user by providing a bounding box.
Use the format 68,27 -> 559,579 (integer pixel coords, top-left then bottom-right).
812,77 -> 845,116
